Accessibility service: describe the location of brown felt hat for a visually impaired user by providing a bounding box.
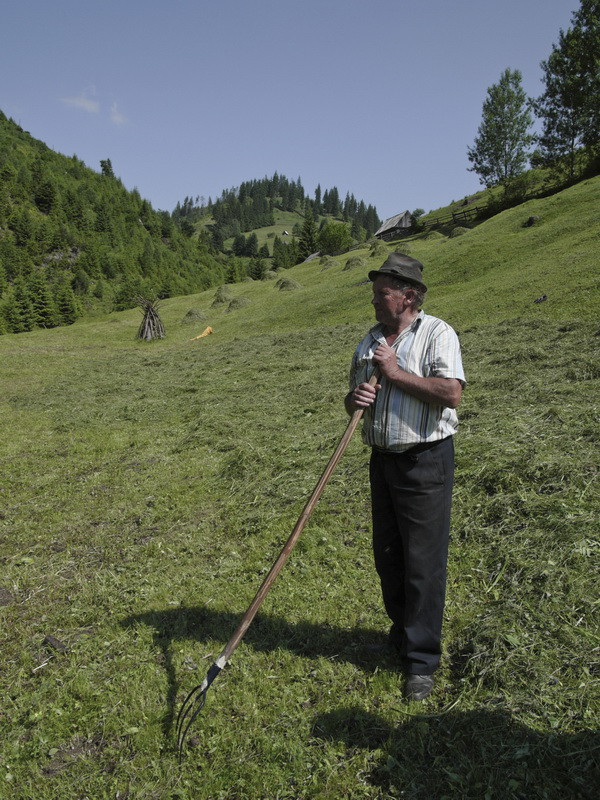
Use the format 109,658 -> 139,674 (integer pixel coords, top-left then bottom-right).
368,252 -> 427,291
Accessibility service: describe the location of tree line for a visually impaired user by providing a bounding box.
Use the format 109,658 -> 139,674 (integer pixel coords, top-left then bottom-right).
467,0 -> 600,191
172,172 -> 381,252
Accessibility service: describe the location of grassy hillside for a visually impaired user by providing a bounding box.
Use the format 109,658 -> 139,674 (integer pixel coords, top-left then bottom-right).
0,177 -> 598,799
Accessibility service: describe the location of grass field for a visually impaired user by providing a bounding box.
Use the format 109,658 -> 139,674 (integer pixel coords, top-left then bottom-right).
1,177 -> 598,799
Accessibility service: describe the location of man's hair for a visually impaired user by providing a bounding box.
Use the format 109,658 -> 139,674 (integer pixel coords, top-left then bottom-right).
388,278 -> 426,308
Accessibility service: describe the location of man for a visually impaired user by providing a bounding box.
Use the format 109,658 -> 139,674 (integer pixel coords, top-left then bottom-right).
345,253 -> 465,701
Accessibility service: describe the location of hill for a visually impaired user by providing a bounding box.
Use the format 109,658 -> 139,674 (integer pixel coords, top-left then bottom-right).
0,115 -> 383,333
0,176 -> 598,798
0,111 -> 228,332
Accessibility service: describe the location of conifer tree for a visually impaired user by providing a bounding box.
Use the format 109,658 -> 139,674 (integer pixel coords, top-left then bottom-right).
314,184 -> 322,214
100,158 -> 115,178
55,282 -> 80,325
245,232 -> 259,257
249,257 -> 266,280
232,233 -> 246,256
299,201 -> 318,260
6,278 -> 35,332
28,270 -> 60,328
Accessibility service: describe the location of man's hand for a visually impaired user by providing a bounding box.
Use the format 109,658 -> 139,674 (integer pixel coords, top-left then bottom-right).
346,380 -> 381,414
373,342 -> 401,380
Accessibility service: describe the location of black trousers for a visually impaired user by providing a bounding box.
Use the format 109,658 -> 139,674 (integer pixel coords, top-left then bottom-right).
369,437 -> 454,675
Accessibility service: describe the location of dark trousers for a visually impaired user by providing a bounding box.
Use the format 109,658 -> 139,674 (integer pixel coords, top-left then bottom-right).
369,437 -> 454,675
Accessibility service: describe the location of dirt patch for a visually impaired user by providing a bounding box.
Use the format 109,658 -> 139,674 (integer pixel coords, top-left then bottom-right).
42,734 -> 106,776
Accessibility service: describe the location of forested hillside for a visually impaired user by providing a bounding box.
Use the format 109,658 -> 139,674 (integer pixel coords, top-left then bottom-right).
0,112 -> 227,334
172,173 -> 381,248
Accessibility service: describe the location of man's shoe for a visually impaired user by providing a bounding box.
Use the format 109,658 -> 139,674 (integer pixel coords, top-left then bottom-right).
404,674 -> 434,701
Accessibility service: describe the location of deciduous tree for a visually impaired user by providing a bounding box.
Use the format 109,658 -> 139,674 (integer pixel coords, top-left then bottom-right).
534,0 -> 600,177
468,68 -> 534,187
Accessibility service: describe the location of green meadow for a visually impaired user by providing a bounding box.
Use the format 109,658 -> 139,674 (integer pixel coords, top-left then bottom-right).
1,177 -> 598,799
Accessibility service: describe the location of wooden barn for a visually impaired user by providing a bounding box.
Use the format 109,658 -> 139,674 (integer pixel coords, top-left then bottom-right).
375,210 -> 413,240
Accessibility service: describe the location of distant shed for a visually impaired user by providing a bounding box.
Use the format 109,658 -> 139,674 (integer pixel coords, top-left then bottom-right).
375,210 -> 413,240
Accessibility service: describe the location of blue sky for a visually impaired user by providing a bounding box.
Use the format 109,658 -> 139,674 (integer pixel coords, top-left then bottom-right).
1,0 -> 577,220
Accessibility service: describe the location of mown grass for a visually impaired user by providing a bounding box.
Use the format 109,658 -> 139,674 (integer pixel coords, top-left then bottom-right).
1,178 -> 598,799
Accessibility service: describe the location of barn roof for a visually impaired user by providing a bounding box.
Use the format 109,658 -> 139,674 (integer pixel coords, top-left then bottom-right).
375,210 -> 412,237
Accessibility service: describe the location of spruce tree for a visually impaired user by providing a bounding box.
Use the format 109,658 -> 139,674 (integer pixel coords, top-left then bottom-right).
28,270 -> 60,328
55,283 -> 80,325
249,257 -> 266,280
6,278 -> 35,332
468,68 -> 534,187
245,232 -> 259,257
299,202 -> 318,260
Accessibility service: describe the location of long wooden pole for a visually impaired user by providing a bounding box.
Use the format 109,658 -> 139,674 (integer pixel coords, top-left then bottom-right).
177,370 -> 379,753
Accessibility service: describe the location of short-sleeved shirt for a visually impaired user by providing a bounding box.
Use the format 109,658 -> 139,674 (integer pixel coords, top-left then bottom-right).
349,311 -> 466,452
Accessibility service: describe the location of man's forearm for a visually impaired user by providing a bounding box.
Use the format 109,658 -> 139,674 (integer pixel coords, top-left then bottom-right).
386,370 -> 462,408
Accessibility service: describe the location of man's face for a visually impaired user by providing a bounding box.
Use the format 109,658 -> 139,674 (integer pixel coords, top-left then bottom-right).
371,276 -> 408,328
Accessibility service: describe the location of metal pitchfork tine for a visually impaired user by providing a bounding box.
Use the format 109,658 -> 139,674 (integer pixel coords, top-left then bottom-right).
176,369 -> 380,760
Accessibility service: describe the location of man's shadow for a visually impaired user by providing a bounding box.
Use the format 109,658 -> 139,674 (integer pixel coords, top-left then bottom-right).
312,706 -> 599,799
120,604 -> 391,740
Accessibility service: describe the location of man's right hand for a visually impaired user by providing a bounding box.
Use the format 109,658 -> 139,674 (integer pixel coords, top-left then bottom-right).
346,381 -> 381,413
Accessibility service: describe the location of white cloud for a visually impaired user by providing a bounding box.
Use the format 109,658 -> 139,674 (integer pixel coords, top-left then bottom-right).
109,102 -> 128,126
60,90 -> 100,114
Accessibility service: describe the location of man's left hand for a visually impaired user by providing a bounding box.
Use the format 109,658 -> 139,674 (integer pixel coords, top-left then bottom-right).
373,342 -> 402,380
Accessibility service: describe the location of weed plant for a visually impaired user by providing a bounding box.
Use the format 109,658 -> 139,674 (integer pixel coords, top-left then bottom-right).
0,179 -> 598,799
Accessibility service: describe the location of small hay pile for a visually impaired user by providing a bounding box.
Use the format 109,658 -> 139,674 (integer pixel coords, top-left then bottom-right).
226,297 -> 251,312
343,255 -> 367,271
450,226 -> 470,237
275,277 -> 302,291
211,285 -> 234,307
369,239 -> 389,258
394,243 -> 412,255
136,296 -> 165,341
319,255 -> 337,270
181,308 -> 207,325
263,270 -> 279,280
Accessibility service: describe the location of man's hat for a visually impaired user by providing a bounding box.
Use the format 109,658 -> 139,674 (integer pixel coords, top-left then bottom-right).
368,252 -> 427,291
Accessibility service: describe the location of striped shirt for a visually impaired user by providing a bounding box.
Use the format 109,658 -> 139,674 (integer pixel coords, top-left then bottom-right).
349,311 -> 466,452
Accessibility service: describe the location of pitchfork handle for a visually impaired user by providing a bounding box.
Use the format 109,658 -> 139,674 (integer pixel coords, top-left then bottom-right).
217,367 -> 380,666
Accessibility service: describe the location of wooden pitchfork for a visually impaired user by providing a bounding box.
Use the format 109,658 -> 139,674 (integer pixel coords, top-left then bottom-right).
176,370 -> 379,759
